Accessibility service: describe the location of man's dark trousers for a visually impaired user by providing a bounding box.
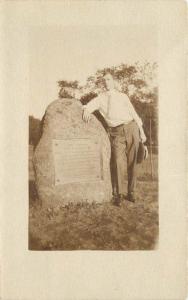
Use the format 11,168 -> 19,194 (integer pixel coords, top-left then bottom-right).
109,120 -> 140,197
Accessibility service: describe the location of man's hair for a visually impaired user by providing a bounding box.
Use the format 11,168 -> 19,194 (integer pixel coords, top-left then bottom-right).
103,71 -> 114,78
103,71 -> 121,91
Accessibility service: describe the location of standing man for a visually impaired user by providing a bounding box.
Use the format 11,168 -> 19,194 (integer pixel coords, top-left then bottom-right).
82,73 -> 146,206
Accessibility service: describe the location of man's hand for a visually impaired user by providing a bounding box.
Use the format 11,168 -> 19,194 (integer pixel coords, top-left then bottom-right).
82,107 -> 91,123
139,128 -> 147,143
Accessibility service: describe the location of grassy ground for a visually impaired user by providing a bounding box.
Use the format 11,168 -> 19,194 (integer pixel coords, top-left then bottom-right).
29,145 -> 158,251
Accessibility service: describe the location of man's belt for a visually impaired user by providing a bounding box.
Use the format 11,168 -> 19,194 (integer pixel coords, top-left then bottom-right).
108,120 -> 134,132
108,123 -> 124,131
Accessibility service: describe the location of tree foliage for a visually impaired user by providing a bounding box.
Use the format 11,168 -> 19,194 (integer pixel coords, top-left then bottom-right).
29,115 -> 42,147
57,80 -> 79,89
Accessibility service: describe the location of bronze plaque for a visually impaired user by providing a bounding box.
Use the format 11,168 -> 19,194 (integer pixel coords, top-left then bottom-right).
52,138 -> 103,185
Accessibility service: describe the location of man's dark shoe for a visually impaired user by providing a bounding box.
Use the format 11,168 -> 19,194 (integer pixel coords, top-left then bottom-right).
112,194 -> 121,207
114,199 -> 121,207
127,193 -> 136,203
114,194 -> 128,206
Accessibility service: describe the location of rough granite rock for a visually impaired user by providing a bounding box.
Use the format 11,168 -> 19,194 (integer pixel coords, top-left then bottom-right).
33,98 -> 112,207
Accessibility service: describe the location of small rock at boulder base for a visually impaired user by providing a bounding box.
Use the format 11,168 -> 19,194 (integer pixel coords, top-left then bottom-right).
33,98 -> 112,207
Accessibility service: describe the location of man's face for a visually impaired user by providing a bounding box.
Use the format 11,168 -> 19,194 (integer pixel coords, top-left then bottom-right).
104,74 -> 115,90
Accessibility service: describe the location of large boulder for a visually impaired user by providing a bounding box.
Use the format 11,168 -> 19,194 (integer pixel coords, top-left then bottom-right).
33,98 -> 112,207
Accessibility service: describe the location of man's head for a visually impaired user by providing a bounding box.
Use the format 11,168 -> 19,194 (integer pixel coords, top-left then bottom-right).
103,73 -> 115,91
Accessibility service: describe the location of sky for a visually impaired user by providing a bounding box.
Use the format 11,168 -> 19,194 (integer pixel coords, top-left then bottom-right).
29,25 -> 157,119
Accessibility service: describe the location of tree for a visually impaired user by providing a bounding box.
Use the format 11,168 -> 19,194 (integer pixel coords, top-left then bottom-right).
57,80 -> 79,89
29,116 -> 42,147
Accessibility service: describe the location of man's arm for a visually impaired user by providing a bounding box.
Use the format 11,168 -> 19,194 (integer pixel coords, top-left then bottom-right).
82,95 -> 101,123
125,95 -> 147,143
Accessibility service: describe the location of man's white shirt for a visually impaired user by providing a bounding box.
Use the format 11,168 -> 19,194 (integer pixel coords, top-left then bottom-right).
83,88 -> 143,128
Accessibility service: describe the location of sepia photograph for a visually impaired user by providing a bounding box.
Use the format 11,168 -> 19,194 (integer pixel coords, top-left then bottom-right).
1,1 -> 187,299
29,25 -> 158,251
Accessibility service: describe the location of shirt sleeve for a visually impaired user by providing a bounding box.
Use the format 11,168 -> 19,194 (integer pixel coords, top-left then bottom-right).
83,94 -> 102,114
124,94 -> 143,128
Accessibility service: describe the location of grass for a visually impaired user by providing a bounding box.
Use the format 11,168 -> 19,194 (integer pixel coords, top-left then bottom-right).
29,145 -> 158,251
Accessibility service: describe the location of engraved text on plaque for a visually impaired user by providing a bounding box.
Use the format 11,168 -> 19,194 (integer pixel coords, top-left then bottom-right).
52,138 -> 103,185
